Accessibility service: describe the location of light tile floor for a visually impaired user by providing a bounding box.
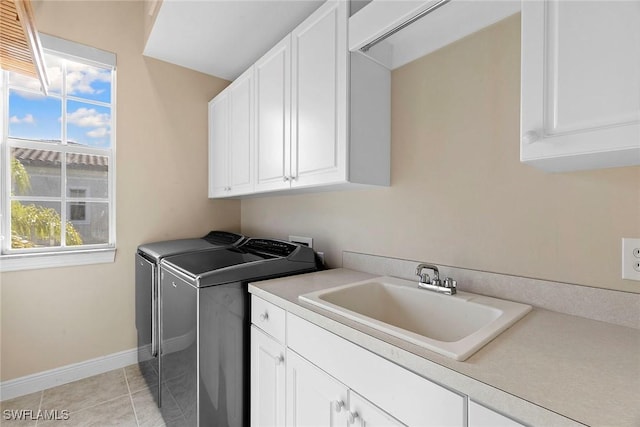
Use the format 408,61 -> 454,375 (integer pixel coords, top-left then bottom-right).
1,362 -> 186,427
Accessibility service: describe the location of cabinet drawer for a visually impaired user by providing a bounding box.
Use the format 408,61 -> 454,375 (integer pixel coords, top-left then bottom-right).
287,313 -> 465,426
251,296 -> 286,343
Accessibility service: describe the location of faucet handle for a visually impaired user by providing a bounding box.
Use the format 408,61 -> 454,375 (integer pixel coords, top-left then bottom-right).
418,272 -> 430,284
443,277 -> 457,289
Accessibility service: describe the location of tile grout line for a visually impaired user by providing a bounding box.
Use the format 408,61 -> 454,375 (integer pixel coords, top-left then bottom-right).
38,370 -> 131,420
123,367 -> 141,427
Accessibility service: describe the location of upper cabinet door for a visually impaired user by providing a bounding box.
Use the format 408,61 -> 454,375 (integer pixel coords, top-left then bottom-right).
255,35 -> 292,193
228,68 -> 254,195
209,67 -> 254,198
291,0 -> 348,187
208,93 -> 229,197
521,0 -> 640,171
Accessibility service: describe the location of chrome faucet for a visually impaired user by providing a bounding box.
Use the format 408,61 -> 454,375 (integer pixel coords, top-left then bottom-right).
416,263 -> 457,295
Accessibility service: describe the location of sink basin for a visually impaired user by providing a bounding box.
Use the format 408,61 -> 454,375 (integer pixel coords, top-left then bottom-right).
299,276 -> 531,361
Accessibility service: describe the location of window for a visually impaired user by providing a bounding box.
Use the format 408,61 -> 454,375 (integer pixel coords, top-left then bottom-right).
69,188 -> 87,222
1,35 -> 116,271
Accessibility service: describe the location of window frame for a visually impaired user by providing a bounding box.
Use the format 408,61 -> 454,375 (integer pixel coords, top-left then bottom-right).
0,34 -> 117,272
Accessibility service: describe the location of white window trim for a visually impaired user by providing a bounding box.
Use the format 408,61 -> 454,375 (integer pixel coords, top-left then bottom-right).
0,34 -> 117,272
0,248 -> 116,272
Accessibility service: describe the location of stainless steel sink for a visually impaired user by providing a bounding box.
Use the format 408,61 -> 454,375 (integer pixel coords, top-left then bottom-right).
299,276 -> 531,361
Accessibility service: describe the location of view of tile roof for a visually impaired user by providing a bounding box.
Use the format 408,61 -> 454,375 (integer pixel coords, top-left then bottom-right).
11,142 -> 108,170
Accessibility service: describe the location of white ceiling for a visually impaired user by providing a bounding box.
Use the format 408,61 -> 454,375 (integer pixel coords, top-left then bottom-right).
143,0 -> 324,81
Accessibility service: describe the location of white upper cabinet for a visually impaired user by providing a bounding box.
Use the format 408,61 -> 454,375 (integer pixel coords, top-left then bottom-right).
208,67 -> 254,197
210,0 -> 390,198
291,0 -> 348,187
520,0 -> 640,171
208,92 -> 229,197
228,70 -> 254,193
255,36 -> 292,193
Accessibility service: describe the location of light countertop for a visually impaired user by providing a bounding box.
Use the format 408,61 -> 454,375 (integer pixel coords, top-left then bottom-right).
249,268 -> 640,427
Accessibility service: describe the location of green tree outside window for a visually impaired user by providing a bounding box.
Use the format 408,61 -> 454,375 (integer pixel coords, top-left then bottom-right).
10,158 -> 83,248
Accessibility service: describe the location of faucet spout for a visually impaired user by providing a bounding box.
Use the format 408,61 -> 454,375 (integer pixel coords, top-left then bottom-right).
416,263 -> 440,283
416,263 -> 456,295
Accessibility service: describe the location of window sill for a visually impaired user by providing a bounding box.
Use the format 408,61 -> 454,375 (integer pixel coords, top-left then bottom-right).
0,248 -> 116,272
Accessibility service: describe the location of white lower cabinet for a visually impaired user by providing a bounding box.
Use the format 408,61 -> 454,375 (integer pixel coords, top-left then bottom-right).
250,326 -> 285,427
250,297 -> 464,426
251,296 -> 530,427
286,350 -> 347,427
468,400 -> 526,427
286,313 -> 465,427
349,390 -> 406,427
251,296 -> 580,427
286,348 -> 406,427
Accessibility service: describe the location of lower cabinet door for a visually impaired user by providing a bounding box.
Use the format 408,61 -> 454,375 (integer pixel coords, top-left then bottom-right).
286,350 -> 348,427
250,326 -> 285,427
349,391 -> 407,427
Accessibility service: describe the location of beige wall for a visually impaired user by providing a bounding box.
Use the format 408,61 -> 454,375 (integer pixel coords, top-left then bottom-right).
242,15 -> 640,294
0,1 -> 239,381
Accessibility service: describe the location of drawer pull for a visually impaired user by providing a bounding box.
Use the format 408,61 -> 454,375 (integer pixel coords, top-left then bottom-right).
259,312 -> 269,322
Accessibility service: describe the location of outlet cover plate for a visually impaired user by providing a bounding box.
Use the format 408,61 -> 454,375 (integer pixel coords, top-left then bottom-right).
289,235 -> 313,249
622,238 -> 640,281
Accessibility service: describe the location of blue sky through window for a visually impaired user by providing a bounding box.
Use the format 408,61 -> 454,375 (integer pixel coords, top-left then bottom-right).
7,55 -> 112,148
8,90 -> 62,141
67,100 -> 111,147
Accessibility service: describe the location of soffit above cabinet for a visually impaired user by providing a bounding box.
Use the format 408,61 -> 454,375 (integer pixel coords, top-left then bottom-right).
350,0 -> 521,70
143,0 -> 324,81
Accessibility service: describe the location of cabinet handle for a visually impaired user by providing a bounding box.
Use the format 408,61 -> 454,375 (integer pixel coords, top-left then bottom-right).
348,411 -> 359,424
172,281 -> 177,288
334,400 -> 345,413
283,176 -> 290,182
259,312 -> 269,322
522,130 -> 540,145
275,354 -> 284,366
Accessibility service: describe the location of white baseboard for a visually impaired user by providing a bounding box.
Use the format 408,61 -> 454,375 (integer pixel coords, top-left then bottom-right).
0,347 -> 140,402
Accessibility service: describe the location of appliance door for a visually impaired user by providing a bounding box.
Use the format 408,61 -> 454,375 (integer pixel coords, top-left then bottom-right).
199,281 -> 247,427
135,254 -> 160,402
161,269 -> 198,426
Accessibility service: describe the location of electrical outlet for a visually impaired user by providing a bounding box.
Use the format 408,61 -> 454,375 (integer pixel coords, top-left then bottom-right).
622,238 -> 640,281
289,235 -> 313,249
